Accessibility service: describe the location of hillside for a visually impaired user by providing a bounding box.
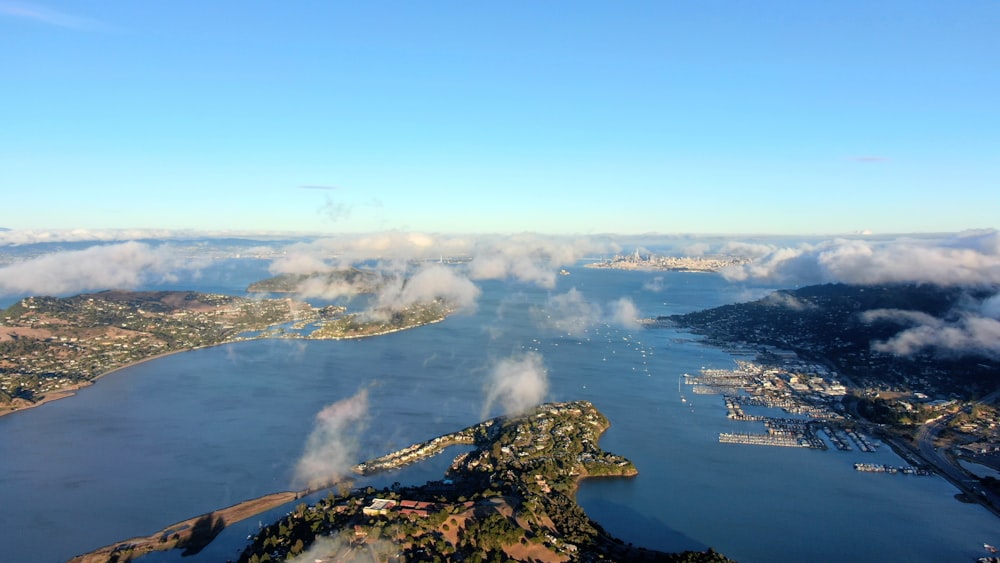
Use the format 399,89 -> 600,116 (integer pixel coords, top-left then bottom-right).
239,401 -> 730,563
665,283 -> 1000,399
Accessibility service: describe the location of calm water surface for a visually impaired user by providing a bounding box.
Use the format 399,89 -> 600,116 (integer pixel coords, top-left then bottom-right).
0,267 -> 994,562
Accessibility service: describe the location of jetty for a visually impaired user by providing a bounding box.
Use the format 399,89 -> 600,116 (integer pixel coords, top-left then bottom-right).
854,463 -> 931,476
719,432 -> 811,448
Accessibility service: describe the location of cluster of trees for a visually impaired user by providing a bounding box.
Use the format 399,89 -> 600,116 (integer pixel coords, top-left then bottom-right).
459,512 -> 523,551
852,396 -> 940,425
241,493 -> 357,562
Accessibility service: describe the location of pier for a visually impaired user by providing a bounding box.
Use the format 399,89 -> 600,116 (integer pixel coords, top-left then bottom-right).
854,463 -> 930,476
719,432 -> 811,448
845,429 -> 877,452
822,426 -> 853,451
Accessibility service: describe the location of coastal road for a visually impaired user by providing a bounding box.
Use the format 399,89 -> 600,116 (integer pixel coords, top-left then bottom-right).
911,388 -> 1000,517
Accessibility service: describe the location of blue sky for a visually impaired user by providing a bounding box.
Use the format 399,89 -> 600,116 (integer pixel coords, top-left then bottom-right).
2,1 -> 997,235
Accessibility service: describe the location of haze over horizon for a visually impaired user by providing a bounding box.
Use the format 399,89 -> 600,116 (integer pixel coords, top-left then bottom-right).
3,1 -> 997,235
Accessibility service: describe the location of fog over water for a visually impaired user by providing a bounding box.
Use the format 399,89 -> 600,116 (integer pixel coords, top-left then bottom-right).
0,238 -> 998,562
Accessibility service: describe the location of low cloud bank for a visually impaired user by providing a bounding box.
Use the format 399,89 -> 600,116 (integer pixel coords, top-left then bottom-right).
862,297 -> 1000,360
721,230 -> 1000,287
762,292 -> 817,311
286,536 -> 399,563
481,352 -> 549,418
373,265 -> 481,313
532,289 -> 641,335
467,234 -> 613,288
293,389 -> 369,490
267,233 -> 619,308
723,231 -> 1000,360
0,228 -> 304,246
276,232 -> 472,269
0,241 -> 203,296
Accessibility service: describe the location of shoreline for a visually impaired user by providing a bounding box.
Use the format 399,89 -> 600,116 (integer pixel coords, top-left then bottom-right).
68,490 -> 303,563
0,342 -> 235,419
307,312 -> 450,341
0,314 -> 453,419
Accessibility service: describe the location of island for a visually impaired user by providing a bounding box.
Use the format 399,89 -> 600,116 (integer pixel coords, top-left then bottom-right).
72,401 -> 730,562
247,268 -> 381,294
585,251 -> 748,272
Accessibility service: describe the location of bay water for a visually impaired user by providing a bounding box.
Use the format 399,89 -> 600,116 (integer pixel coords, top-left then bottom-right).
0,265 -> 995,562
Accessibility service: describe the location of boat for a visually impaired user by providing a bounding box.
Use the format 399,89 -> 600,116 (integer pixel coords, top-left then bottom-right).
986,543 -> 998,553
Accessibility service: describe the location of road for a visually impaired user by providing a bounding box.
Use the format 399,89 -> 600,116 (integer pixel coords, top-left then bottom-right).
785,354 -> 998,517
824,343 -> 1000,519
905,388 -> 1000,518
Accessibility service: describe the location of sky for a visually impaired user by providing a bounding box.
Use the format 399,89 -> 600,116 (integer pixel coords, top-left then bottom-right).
2,1 -> 998,235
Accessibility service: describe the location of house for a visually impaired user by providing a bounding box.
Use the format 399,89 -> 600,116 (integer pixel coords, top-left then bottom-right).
362,498 -> 397,516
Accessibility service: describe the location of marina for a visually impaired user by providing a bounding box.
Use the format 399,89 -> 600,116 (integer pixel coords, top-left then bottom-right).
690,360 -> 880,454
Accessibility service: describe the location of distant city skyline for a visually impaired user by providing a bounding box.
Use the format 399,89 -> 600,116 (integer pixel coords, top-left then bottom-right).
2,1 -> 997,235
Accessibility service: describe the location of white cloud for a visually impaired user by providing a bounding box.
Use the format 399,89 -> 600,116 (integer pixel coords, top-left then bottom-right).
481,352 -> 549,418
762,292 -> 818,311
532,289 -> 642,335
870,314 -> 1000,359
293,389 -> 369,490
264,233 -> 619,291
286,536 -> 400,563
373,264 -> 481,312
606,297 -> 641,329
0,1 -> 110,31
643,276 -> 665,292
268,253 -> 333,276
722,230 -> 1000,287
531,288 -> 603,335
280,232 -> 472,267
0,241 -> 204,296
466,234 -> 616,288
0,228 -> 314,246
862,299 -> 1000,360
860,308 -> 939,327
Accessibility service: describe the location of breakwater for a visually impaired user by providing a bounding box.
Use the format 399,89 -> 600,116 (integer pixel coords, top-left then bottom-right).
854,463 -> 931,476
719,432 -> 811,447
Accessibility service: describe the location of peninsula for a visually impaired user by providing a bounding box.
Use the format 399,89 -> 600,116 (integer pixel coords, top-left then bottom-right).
0,290 -> 318,415
71,401 -> 729,562
0,289 -> 460,415
586,251 -> 748,272
249,401 -> 728,562
307,299 -> 454,340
